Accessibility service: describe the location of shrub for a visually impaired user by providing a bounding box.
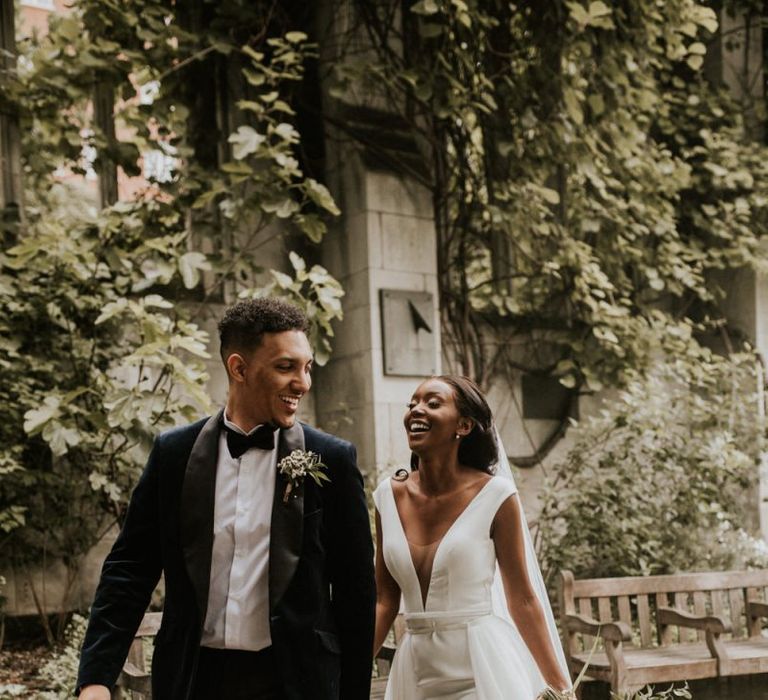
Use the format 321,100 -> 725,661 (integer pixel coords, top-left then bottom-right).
537,352 -> 766,582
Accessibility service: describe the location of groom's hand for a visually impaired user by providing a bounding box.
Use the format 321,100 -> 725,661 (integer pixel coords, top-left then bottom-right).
78,684 -> 110,700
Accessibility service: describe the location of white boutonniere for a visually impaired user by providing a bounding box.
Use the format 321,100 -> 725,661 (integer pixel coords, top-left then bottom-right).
277,449 -> 330,503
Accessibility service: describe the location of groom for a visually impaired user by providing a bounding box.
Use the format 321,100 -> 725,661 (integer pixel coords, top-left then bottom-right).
76,298 -> 376,699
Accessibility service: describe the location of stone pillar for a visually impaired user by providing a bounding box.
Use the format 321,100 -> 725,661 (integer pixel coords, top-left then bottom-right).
708,9 -> 764,139
314,1 -> 440,481
706,8 -> 768,537
0,0 -> 24,222
714,260 -> 768,538
316,151 -> 439,480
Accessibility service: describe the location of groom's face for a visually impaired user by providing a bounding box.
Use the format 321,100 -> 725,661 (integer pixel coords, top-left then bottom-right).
239,329 -> 313,429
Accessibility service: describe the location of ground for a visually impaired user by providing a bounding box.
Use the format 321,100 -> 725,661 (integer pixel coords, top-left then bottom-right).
0,643 -> 52,696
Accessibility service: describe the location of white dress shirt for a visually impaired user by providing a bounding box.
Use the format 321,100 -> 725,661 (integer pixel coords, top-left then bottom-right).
200,414 -> 278,651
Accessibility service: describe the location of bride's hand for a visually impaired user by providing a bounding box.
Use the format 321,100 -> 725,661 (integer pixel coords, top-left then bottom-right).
537,687 -> 576,700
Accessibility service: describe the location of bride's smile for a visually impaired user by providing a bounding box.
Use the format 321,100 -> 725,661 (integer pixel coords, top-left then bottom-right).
404,378 -> 471,453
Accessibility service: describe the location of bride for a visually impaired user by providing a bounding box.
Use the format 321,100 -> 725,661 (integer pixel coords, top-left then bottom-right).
373,375 -> 572,700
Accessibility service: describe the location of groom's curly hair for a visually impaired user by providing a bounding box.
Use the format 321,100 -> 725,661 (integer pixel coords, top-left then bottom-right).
218,297 -> 309,363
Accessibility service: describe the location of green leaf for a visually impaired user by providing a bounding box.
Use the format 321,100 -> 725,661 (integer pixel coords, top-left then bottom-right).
95,299 -> 129,325
285,31 -> 308,43
563,87 -> 583,125
261,197 -> 300,218
588,1 -> 611,18
273,122 -> 299,143
411,0 -> 440,16
178,252 -> 211,289
24,397 -> 61,435
242,69 -> 266,87
237,99 -> 265,113
192,189 -> 219,209
211,41 -> 233,55
587,93 -> 604,116
42,422 -> 81,457
296,214 -> 327,243
306,179 -> 340,215
539,187 -> 561,205
419,23 -> 444,39
172,335 -> 211,358
289,251 -> 306,273
271,270 -> 294,288
242,46 -> 264,62
228,126 -> 266,160
143,294 -> 174,309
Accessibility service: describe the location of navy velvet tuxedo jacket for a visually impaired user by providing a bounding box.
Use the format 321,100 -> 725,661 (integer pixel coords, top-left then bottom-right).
77,412 -> 376,699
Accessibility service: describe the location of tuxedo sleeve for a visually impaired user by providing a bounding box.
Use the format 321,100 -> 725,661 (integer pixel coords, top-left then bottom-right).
76,438 -> 164,693
328,443 -> 376,700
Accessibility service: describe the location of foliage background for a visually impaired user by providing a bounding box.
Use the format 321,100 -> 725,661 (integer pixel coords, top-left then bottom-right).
325,0 -> 768,587
0,0 -> 767,659
537,352 -> 768,582
0,0 -> 343,639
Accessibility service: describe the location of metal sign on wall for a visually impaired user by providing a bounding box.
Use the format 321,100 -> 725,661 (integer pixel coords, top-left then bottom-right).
380,289 -> 436,376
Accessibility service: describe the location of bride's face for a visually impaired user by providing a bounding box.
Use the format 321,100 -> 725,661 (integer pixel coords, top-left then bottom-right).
404,378 -> 466,452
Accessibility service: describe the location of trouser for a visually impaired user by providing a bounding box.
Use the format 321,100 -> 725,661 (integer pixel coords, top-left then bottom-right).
191,646 -> 285,700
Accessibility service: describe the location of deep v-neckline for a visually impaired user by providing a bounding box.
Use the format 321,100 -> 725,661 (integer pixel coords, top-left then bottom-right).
388,477 -> 493,611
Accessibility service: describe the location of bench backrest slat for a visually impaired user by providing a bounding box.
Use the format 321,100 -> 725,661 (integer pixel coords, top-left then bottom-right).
748,586 -> 768,636
617,596 -> 632,629
692,591 -> 706,642
571,570 -> 768,597
674,592 -> 692,643
136,612 -> 163,637
598,597 -> 612,623
637,594 -> 652,647
711,589 -> 725,617
729,588 -> 745,638
560,569 -> 768,653
579,598 -> 595,649
657,592 -> 672,646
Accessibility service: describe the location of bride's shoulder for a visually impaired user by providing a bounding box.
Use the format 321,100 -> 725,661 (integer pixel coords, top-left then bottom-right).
485,473 -> 518,498
372,468 -> 411,503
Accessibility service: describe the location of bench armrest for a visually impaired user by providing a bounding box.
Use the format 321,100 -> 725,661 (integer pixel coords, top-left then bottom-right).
657,606 -> 731,634
748,600 -> 768,620
118,662 -> 152,694
376,644 -> 396,663
563,613 -> 632,642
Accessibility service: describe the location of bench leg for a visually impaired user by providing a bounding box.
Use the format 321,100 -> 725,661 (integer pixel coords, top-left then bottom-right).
605,640 -> 628,697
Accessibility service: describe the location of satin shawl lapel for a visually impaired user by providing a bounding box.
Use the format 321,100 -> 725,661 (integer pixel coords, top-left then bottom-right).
180,408 -> 223,627
269,422 -> 305,610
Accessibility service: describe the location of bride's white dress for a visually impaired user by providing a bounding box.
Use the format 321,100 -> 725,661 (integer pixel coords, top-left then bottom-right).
373,476 -> 549,700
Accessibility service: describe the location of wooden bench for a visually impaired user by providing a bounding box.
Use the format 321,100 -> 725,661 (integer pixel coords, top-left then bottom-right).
114,612 -> 161,699
116,611 -> 401,699
370,614 -> 405,699
558,569 -> 768,695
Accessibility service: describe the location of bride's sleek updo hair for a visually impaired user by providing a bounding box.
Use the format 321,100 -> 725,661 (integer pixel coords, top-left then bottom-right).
408,375 -> 499,474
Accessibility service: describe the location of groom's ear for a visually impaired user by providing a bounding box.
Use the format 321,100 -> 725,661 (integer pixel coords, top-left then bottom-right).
226,352 -> 248,383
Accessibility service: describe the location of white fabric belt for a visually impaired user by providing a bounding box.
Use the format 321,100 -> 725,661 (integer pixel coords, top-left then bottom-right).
404,608 -> 492,634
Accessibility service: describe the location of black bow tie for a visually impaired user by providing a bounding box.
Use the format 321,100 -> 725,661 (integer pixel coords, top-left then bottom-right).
224,424 -> 276,459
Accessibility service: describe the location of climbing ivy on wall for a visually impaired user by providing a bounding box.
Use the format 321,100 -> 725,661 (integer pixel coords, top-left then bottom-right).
335,0 -> 768,397
3,0 -> 768,634
0,0 -> 341,636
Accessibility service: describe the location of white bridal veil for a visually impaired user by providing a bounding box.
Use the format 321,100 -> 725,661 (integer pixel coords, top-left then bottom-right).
490,427 -> 571,690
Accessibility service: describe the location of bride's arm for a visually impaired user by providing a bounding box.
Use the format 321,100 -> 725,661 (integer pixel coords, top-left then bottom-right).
373,508 -> 401,657
493,495 -> 571,693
